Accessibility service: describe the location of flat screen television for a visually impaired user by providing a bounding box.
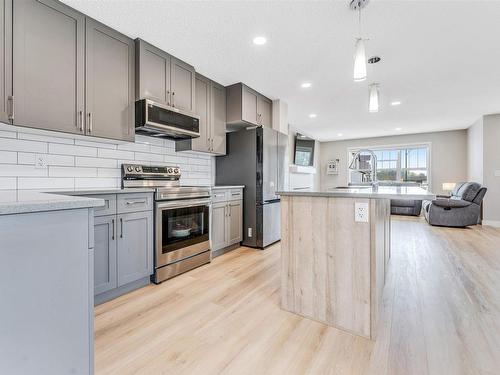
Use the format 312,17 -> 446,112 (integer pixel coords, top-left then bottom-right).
294,134 -> 315,166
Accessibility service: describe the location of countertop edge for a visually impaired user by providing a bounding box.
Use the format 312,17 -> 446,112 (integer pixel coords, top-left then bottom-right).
277,191 -> 436,200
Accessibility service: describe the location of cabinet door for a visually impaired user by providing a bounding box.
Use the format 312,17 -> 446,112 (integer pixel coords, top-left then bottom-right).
0,0 -> 11,123
117,211 -> 153,287
170,56 -> 195,112
94,215 -> 117,295
228,200 -> 242,245
241,85 -> 259,125
12,0 -> 84,133
136,39 -> 171,105
191,73 -> 211,152
258,95 -> 272,128
86,18 -> 135,141
211,81 -> 226,155
211,202 -> 228,251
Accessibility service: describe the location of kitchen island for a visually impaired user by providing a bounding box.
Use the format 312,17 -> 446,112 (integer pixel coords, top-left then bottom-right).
278,186 -> 434,339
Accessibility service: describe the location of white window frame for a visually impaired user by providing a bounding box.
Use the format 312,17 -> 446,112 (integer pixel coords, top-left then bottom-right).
347,142 -> 432,187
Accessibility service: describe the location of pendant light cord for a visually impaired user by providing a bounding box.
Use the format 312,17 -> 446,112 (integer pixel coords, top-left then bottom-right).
358,6 -> 362,38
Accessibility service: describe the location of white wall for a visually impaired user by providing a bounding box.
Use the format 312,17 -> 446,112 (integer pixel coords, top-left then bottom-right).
482,114 -> 500,223
319,130 -> 468,195
467,117 -> 484,184
0,122 -> 213,190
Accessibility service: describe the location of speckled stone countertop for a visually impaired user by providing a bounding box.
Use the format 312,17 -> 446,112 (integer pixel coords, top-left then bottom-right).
0,190 -> 105,216
277,186 -> 435,200
58,187 -> 155,195
211,186 -> 245,190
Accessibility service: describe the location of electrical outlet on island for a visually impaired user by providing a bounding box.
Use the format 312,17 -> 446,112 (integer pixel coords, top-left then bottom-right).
354,202 -> 369,223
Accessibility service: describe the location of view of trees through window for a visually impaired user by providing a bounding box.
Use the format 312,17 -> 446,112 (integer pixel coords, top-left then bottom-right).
350,146 -> 429,186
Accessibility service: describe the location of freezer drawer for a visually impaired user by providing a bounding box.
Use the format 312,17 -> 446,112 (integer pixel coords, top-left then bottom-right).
262,201 -> 281,247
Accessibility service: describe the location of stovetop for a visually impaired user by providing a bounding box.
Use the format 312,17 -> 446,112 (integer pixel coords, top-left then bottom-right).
121,163 -> 210,201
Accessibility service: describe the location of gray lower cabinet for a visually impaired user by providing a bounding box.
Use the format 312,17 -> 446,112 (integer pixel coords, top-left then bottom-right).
226,83 -> 273,130
117,211 -> 153,286
85,18 -> 135,141
211,188 -> 244,254
90,193 -> 153,304
176,73 -> 226,155
94,215 -> 117,294
12,0 -> 85,134
0,0 -> 11,123
136,38 -> 195,112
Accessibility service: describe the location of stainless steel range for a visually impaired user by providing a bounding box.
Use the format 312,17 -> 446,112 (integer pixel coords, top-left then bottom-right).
122,164 -> 211,283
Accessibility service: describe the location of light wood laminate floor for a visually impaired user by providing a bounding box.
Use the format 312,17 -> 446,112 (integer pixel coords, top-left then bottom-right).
95,217 -> 500,375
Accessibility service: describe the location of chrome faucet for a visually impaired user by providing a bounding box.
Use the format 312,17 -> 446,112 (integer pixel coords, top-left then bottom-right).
348,149 -> 378,187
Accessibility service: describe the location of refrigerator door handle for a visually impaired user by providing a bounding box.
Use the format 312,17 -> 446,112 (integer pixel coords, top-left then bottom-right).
264,198 -> 281,204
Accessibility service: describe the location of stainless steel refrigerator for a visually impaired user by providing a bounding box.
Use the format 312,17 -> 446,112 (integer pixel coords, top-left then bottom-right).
216,127 -> 288,248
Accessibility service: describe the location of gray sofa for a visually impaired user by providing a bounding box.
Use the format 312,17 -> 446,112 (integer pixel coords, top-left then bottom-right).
391,199 -> 422,216
423,182 -> 487,227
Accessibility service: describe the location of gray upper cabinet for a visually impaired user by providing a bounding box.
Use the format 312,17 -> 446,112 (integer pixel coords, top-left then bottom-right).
0,0 -> 11,124
170,57 -> 195,112
211,81 -> 226,155
86,18 -> 135,141
12,0 -> 85,134
136,38 -> 195,112
135,39 -> 170,104
176,74 -> 226,155
94,215 -> 117,295
117,210 -> 153,287
226,83 -> 272,131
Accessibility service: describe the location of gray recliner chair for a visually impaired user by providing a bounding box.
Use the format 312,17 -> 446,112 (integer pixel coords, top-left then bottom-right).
423,182 -> 487,227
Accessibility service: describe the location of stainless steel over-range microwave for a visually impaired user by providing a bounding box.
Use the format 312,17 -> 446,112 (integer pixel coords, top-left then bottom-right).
135,99 -> 200,139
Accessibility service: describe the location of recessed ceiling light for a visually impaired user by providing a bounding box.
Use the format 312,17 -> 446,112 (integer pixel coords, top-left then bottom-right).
309,113 -> 317,118
337,133 -> 343,137
252,36 -> 267,45
395,127 -> 402,131
391,101 -> 401,106
301,82 -> 312,88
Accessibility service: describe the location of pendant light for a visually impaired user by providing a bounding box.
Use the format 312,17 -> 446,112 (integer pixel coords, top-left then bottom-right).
368,83 -> 379,113
351,1 -> 368,82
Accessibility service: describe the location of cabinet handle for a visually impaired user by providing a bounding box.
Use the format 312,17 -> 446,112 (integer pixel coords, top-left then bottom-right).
88,112 -> 93,133
126,200 -> 146,205
7,96 -> 14,121
111,219 -> 115,240
228,204 -> 231,217
120,218 -> 123,238
211,139 -> 214,152
172,91 -> 175,107
78,110 -> 83,131
167,90 -> 170,106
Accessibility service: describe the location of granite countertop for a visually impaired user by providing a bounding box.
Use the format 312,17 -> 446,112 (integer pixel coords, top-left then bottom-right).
0,190 -> 105,216
58,187 -> 155,196
211,185 -> 245,190
277,186 -> 435,200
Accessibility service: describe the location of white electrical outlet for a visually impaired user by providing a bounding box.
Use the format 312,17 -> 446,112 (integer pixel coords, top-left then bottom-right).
495,170 -> 500,177
35,154 -> 47,169
248,227 -> 253,237
355,202 -> 369,223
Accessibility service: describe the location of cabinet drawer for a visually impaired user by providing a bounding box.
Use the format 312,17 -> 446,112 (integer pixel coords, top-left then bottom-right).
117,193 -> 153,214
228,189 -> 243,201
211,190 -> 228,203
91,194 -> 117,217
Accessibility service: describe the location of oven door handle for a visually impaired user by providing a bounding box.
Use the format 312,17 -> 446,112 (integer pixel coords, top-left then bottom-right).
156,199 -> 211,210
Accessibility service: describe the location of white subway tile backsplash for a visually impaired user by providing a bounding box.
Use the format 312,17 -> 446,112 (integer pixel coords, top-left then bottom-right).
0,177 -> 16,190
0,138 -> 47,153
49,166 -> 97,178
0,151 -> 17,164
75,156 -> 117,168
18,153 -> 74,166
18,177 -> 75,190
49,143 -> 97,157
0,125 -> 214,190
98,148 -> 135,160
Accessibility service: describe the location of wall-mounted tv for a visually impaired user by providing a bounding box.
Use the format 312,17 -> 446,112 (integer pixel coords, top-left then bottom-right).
294,134 -> 315,166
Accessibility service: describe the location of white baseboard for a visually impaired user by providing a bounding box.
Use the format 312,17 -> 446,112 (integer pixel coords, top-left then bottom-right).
482,220 -> 500,228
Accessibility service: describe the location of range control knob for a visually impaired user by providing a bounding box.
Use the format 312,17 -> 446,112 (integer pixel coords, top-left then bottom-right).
126,166 -> 133,172
167,168 -> 173,173
135,166 -> 141,172
174,168 -> 179,174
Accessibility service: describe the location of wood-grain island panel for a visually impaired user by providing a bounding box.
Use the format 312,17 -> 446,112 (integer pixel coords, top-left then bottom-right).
281,195 -> 390,339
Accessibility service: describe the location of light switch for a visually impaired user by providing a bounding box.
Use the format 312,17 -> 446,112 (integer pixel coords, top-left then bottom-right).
494,170 -> 500,177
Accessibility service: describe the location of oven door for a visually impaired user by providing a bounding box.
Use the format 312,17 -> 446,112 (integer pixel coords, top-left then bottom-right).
155,199 -> 210,267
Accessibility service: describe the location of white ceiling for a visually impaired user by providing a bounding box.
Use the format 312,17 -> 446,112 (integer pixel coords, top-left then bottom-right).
63,0 -> 500,142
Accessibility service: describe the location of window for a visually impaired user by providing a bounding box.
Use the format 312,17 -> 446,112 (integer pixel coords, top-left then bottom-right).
349,145 -> 429,187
